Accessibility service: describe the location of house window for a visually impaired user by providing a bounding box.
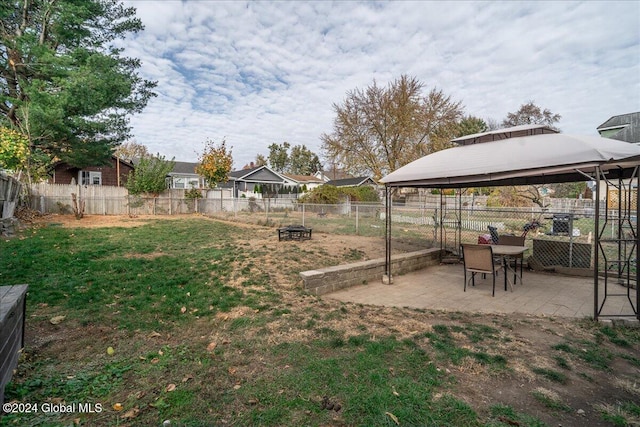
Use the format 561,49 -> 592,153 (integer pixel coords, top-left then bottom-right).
79,171 -> 102,185
172,177 -> 186,189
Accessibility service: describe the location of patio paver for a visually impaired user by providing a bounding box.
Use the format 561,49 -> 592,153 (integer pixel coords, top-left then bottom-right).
325,264 -> 638,319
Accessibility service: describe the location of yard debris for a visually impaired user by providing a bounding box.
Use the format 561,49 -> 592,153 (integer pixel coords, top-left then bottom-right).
165,384 -> 176,392
106,346 -> 115,355
206,341 -> 217,352
49,315 -> 66,325
122,407 -> 140,419
180,306 -> 187,314
385,411 -> 400,425
112,403 -> 123,411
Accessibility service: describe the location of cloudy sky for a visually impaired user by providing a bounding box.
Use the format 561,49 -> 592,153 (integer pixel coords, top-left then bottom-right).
120,0 -> 640,170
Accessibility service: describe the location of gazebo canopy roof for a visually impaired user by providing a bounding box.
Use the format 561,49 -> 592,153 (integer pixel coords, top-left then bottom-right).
380,134 -> 640,188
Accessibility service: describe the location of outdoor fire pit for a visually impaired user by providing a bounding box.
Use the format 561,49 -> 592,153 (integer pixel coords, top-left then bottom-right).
278,225 -> 312,241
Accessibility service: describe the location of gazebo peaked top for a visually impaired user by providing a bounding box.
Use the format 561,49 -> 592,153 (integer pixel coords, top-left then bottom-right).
380,134 -> 640,188
451,124 -> 558,146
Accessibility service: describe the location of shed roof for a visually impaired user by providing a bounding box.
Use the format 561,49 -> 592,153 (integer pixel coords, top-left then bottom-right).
597,112 -> 640,143
379,134 -> 640,188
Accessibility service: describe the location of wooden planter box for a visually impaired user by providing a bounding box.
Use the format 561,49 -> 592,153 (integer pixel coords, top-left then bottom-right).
1,285 -> 28,404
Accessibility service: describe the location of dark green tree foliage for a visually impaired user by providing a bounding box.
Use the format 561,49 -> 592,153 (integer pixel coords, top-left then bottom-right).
454,115 -> 488,138
0,0 -> 157,168
289,144 -> 321,175
126,154 -> 175,195
267,142 -> 322,175
267,142 -> 290,172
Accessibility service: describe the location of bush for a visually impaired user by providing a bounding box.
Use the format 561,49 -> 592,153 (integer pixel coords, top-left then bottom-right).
299,185 -> 380,204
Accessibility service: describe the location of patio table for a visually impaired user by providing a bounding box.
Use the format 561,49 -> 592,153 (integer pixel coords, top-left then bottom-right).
491,245 -> 527,291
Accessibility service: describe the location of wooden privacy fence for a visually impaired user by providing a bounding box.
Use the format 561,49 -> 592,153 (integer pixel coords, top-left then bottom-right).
1,174 -> 22,219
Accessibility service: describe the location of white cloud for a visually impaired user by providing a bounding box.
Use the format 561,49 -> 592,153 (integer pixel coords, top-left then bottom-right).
121,0 -> 640,169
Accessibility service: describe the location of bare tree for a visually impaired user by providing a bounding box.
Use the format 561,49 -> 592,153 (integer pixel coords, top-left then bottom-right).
321,75 -> 463,179
502,101 -> 561,130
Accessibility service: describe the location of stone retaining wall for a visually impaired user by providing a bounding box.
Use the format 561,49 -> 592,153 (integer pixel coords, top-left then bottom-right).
300,248 -> 444,295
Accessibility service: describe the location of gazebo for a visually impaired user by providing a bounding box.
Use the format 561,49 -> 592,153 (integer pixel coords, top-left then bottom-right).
379,133 -> 640,320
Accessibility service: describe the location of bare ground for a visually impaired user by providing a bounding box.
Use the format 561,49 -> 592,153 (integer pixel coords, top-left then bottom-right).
19,214 -> 640,427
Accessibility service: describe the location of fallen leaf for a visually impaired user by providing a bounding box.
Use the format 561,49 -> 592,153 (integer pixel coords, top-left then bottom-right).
182,374 -> 194,383
107,347 -> 115,356
122,407 -> 139,419
134,391 -> 146,400
113,403 -> 123,411
165,384 -> 176,392
151,358 -> 160,364
149,331 -> 161,338
392,386 -> 399,397
180,306 -> 187,314
228,367 -> 237,375
206,342 -> 217,352
385,412 -> 399,425
50,315 -> 66,325
248,398 -> 259,405
233,384 -> 241,390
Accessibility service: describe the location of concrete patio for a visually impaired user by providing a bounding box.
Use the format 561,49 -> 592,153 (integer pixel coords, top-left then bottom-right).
326,263 -> 638,319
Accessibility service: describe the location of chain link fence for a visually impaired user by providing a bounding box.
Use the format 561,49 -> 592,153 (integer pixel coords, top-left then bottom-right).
29,190 -> 635,274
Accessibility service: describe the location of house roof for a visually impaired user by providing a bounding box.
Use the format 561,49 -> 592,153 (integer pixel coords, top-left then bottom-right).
451,124 -> 559,146
326,177 -> 376,187
597,112 -> 640,143
228,165 -> 287,182
169,161 -> 200,175
379,134 -> 640,188
282,173 -> 325,184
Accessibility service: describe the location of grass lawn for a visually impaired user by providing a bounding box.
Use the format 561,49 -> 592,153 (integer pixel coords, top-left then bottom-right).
1,216 -> 639,426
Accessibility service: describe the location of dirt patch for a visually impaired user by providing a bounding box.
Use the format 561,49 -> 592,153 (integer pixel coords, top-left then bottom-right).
31,213 -> 423,261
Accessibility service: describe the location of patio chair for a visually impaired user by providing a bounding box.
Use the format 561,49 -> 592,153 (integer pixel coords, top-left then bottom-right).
462,244 -> 503,297
498,235 -> 525,284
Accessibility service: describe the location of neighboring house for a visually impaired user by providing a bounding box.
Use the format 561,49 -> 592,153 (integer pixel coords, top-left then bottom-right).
222,165 -> 289,198
451,124 -> 559,146
50,156 -> 134,186
597,112 -> 640,144
167,161 -> 205,189
325,176 -> 377,188
596,112 -> 640,202
282,173 -> 325,192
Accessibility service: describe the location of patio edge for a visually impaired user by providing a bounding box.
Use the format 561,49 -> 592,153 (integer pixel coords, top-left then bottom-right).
300,248 -> 445,295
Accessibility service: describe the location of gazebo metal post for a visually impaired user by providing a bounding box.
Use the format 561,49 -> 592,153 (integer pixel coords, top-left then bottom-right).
594,167 -> 601,320
439,192 -> 444,252
385,185 -> 392,280
636,171 -> 639,320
